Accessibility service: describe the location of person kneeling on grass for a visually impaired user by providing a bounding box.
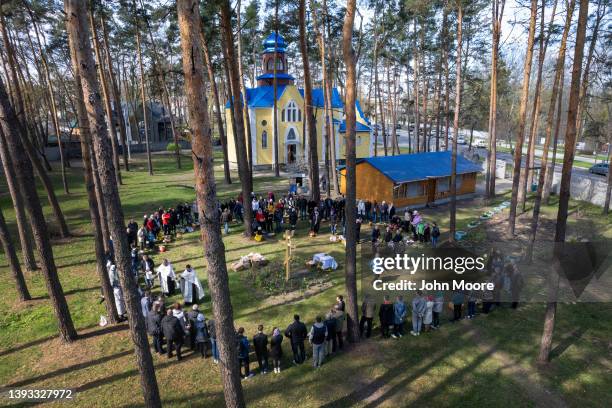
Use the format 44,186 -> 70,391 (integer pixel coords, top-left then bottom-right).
254,227 -> 265,242
309,316 -> 328,368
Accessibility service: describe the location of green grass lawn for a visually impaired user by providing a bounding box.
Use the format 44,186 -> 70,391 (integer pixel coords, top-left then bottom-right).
0,151 -> 610,407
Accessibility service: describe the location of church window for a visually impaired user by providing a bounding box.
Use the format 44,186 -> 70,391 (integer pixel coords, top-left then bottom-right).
282,100 -> 301,123
262,131 -> 268,149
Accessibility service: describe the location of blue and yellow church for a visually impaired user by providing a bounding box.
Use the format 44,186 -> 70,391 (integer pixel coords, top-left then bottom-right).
225,33 -> 372,168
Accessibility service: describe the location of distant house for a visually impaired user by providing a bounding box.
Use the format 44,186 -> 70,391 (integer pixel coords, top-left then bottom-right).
338,151 -> 482,208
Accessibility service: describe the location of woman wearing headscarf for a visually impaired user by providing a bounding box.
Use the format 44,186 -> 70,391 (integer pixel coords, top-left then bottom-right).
269,327 -> 283,373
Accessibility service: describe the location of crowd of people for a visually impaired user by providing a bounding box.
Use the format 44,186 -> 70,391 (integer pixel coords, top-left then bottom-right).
102,191 -> 523,380
137,255 -> 522,379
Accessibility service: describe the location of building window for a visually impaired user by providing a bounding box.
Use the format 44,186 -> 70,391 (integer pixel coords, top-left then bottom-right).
262,131 -> 268,149
393,182 -> 424,199
437,177 -> 450,193
261,120 -> 267,126
266,57 -> 284,72
406,182 -> 425,198
282,100 -> 301,123
286,128 -> 297,141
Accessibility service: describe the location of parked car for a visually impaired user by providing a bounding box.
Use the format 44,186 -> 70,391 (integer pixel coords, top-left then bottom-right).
457,136 -> 467,145
589,163 -> 609,176
474,139 -> 487,148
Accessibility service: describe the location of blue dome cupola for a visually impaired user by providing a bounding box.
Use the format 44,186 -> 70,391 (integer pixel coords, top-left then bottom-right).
257,32 -> 295,86
262,33 -> 287,53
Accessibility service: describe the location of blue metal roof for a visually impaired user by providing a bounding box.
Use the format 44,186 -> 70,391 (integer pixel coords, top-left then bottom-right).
262,33 -> 287,53
256,73 -> 295,81
338,120 -> 371,133
355,152 -> 482,183
299,88 -> 344,109
225,85 -> 289,109
227,85 -> 349,110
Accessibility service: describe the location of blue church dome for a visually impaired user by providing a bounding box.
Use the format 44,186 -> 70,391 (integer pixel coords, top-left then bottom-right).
262,33 -> 287,53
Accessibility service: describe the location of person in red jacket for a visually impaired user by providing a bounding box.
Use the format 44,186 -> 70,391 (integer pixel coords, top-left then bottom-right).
162,211 -> 171,235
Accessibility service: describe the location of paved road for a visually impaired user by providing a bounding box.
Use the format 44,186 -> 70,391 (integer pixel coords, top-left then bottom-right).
383,129 -> 607,183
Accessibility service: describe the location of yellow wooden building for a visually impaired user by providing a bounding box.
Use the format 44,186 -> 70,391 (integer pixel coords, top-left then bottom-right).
339,151 -> 481,208
225,33 -> 372,168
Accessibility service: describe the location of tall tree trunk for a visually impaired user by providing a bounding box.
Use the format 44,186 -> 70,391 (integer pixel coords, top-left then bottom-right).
236,0 -> 254,177
413,19 -> 421,153
133,0 -> 153,176
272,0 -> 280,177
139,0 -> 182,170
201,33 -> 232,184
0,131 -> 37,271
527,0 -> 573,262
442,9 -> 450,152
486,0 -> 505,198
520,0 -> 556,212
538,0 -> 589,364
604,121 -> 612,214
22,4 -> 70,193
312,0 -> 339,194
543,74 -> 565,204
89,8 -> 122,185
449,3 -> 463,243
220,0 -> 254,237
0,78 -> 77,342
508,0 -> 537,236
342,0 -> 360,344
0,12 -> 70,238
101,19 -> 130,172
0,171 -> 31,301
176,3 -> 246,406
69,32 -> 120,324
64,1 -> 161,403
91,146 -> 111,255
575,0 -> 605,143
299,0 -> 321,202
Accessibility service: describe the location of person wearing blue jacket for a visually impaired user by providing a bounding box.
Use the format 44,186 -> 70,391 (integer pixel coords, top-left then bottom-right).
236,327 -> 254,379
411,291 -> 427,336
392,296 -> 407,338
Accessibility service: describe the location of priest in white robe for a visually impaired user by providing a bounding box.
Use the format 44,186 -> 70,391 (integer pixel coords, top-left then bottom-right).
107,264 -> 126,316
157,259 -> 176,296
180,264 -> 205,304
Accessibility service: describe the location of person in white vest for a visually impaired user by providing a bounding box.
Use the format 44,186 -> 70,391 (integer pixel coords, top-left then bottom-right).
180,264 -> 205,305
157,258 -> 176,296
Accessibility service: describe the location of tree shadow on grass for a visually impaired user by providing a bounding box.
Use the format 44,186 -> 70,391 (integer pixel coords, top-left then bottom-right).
29,286 -> 101,301
0,323 -> 125,358
6,348 -> 133,388
321,329 -> 479,407
549,328 -> 584,360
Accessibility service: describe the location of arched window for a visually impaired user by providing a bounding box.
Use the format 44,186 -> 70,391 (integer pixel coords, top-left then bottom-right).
282,100 -> 301,123
286,128 -> 297,141
266,57 -> 284,72
261,131 -> 268,149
